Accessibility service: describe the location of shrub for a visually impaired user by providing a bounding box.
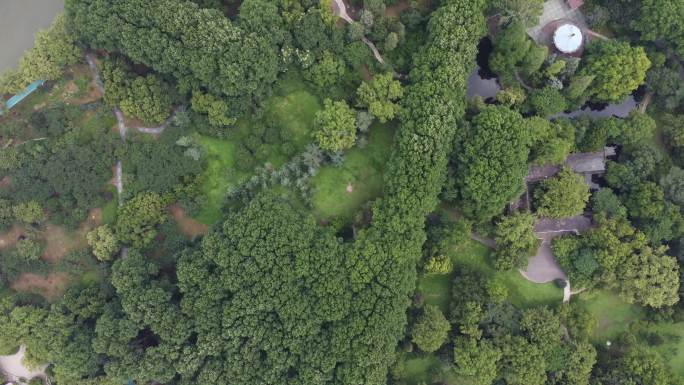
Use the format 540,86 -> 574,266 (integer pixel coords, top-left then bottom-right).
411,305 -> 451,353
424,255 -> 453,275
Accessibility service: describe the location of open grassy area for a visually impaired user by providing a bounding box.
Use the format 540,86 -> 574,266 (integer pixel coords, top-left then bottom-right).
418,239 -> 563,314
311,122 -> 395,221
645,322 -> 684,377
194,135 -> 246,224
194,74 -> 321,224
576,289 -> 644,343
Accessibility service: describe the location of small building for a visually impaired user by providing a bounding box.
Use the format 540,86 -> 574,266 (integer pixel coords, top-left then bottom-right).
553,22 -> 583,54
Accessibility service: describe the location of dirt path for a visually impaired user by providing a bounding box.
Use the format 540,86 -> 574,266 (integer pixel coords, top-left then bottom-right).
332,0 -> 385,64
136,106 -> 185,134
470,233 -> 496,249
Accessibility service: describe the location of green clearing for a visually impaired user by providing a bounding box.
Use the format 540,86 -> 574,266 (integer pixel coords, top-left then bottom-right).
194,135 -> 246,224
311,122 -> 395,221
194,74 -> 321,224
645,322 -> 684,377
418,239 -> 563,313
576,289 -> 644,343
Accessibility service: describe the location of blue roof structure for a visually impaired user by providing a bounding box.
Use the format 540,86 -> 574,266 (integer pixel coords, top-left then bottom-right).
0,79 -> 44,115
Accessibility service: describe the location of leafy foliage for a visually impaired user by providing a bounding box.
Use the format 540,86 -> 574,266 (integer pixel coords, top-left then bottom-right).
534,168 -> 590,218
356,72 -> 404,123
114,192 -> 167,248
580,40 -> 651,102
313,99 -> 357,152
452,106 -> 531,221
411,305 -> 451,352
493,212 -> 539,271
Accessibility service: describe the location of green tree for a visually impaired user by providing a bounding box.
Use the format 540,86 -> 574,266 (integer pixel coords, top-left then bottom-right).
591,188 -> 627,219
580,40 -> 651,102
411,305 -> 451,352
13,201 -> 45,225
313,99 -> 357,152
534,168 -> 590,218
520,307 -> 562,351
491,0 -> 544,26
633,0 -> 684,58
118,75 -> 172,124
0,199 -> 14,231
305,51 -> 347,90
191,91 -> 235,127
529,86 -> 567,116
14,239 -> 43,261
424,255 -> 453,275
618,245 -> 680,308
87,225 -> 120,262
661,167 -> 684,207
453,336 -> 501,385
453,106 -> 531,221
493,212 -> 539,271
498,335 -> 547,385
114,192 -> 167,248
356,72 -> 404,123
594,347 -> 673,385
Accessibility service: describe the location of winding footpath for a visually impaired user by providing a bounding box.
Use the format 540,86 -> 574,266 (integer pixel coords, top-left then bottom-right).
332,0 -> 385,64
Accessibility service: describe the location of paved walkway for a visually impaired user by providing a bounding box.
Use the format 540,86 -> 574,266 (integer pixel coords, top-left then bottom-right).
520,215 -> 592,303
0,346 -> 48,383
526,0 -> 587,44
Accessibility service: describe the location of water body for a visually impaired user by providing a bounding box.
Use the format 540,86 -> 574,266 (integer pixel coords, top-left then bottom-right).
0,0 -> 64,73
466,37 -> 639,118
550,96 -> 638,119
467,37 -> 501,100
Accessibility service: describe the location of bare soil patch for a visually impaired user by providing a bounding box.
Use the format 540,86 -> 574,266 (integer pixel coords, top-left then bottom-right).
170,205 -> 208,239
61,65 -> 103,105
11,272 -> 70,302
42,208 -> 101,262
385,0 -> 409,17
0,175 -> 11,188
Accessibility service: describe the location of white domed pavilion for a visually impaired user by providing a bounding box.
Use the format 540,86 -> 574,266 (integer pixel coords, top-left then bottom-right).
553,23 -> 583,54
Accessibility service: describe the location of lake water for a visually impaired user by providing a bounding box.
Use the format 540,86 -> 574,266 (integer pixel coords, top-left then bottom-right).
466,37 -> 639,118
0,0 -> 64,73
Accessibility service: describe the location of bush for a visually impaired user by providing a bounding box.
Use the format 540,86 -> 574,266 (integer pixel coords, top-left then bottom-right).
411,305 -> 451,353
529,86 -> 567,117
424,255 -> 453,275
13,201 -> 45,225
313,99 -> 357,152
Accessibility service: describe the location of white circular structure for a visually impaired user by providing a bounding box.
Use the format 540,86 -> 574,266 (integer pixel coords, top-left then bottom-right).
553,23 -> 583,54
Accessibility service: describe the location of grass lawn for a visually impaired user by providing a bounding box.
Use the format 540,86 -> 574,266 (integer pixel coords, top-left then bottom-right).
392,354 -> 442,385
194,135 -> 247,224
645,322 -> 684,377
418,239 -> 563,313
311,122 -> 395,221
576,289 -> 644,343
194,75 -> 321,224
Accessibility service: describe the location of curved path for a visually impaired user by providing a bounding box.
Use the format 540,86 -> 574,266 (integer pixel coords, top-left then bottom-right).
332,0 -> 385,64
0,346 -> 48,384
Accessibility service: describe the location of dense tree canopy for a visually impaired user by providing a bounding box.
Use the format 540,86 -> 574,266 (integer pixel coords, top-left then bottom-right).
452,106 -> 531,221
580,40 -> 651,102
65,0 -> 280,115
534,168 -> 590,218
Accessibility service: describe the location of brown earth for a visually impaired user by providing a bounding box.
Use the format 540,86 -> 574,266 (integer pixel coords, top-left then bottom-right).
11,272 -> 70,302
384,0 -> 409,17
170,205 -> 209,239
61,64 -> 103,105
42,208 -> 102,261
0,175 -> 11,188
